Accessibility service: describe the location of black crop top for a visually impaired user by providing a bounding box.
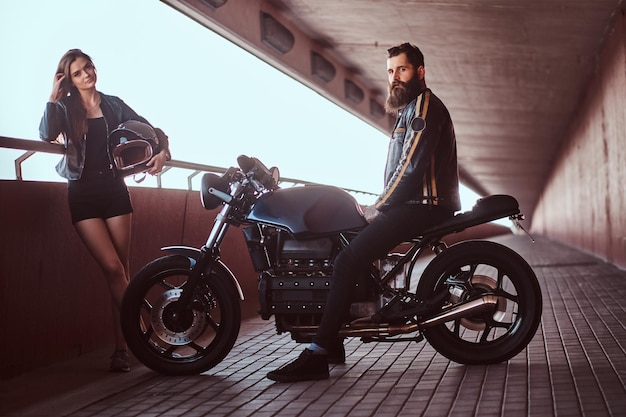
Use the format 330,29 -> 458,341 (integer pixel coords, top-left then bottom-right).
83,117 -> 110,174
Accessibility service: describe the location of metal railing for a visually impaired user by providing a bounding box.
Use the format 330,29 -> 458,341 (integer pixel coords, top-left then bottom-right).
0,136 -> 376,196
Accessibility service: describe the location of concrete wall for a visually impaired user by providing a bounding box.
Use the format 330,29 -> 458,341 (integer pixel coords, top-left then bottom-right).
531,11 -> 626,268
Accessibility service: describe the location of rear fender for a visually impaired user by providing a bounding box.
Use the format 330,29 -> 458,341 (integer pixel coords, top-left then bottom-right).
161,245 -> 245,300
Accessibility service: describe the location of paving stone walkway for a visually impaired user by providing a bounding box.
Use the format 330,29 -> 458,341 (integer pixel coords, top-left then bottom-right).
2,235 -> 625,417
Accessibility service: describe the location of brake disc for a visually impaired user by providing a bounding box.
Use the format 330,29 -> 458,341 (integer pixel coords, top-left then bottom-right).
150,289 -> 207,345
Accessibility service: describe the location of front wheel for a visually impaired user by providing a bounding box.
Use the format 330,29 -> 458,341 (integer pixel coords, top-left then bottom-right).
417,240 -> 542,364
121,255 -> 241,375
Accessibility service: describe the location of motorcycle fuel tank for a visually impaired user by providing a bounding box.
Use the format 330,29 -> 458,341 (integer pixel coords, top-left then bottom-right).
247,185 -> 368,237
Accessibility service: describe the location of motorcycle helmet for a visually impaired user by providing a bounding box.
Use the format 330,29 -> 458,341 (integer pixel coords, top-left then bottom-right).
110,120 -> 159,174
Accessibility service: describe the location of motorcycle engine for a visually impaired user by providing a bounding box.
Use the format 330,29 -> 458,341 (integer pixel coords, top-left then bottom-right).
244,225 -> 377,340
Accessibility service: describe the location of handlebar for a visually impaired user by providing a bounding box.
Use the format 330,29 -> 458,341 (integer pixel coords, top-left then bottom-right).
200,156 -> 279,211
237,155 -> 279,190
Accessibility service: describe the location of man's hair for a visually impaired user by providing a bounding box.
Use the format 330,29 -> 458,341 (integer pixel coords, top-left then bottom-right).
387,42 -> 425,68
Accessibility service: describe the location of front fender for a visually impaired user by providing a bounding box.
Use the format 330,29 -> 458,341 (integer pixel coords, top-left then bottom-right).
161,245 -> 245,301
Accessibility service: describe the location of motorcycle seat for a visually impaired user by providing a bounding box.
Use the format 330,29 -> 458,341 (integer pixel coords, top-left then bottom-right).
419,194 -> 520,239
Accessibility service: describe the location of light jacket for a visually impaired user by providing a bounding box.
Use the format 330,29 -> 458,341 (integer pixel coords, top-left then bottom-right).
39,92 -> 170,180
375,88 -> 460,212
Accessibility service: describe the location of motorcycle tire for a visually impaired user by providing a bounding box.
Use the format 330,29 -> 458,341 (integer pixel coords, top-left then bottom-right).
417,240 -> 542,365
121,255 -> 241,375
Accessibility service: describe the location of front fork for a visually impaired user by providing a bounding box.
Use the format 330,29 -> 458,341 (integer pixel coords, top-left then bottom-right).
174,191 -> 238,310
175,248 -> 217,310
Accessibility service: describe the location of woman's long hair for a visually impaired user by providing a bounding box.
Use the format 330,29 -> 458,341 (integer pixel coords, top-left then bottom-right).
55,49 -> 95,144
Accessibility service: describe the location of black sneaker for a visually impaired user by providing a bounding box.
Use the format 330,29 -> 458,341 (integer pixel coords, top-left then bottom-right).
267,349 -> 329,382
327,340 -> 346,364
110,349 -> 130,372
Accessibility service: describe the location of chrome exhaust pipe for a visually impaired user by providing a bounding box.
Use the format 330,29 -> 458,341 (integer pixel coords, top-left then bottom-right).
418,294 -> 498,328
281,294 -> 499,338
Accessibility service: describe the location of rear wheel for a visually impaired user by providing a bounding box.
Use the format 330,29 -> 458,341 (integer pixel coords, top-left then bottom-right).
417,241 -> 542,364
121,255 -> 241,375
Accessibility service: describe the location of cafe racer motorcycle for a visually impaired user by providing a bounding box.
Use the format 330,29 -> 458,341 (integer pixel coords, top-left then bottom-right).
120,155 -> 542,376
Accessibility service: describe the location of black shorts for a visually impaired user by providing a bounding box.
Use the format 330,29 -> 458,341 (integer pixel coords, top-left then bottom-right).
68,170 -> 133,224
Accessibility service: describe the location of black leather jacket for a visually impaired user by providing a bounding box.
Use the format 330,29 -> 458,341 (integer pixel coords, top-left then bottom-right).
39,92 -> 170,180
375,88 -> 460,212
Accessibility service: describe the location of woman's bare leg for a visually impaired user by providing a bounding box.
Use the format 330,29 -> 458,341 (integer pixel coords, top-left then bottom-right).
74,213 -> 132,350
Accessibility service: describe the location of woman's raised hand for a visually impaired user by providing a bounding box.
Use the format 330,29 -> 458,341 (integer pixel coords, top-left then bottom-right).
49,73 -> 66,102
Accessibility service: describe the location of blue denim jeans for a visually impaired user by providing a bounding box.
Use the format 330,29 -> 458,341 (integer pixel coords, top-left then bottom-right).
312,204 -> 454,349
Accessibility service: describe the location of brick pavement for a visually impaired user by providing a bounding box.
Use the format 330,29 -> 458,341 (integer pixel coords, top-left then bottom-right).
3,235 -> 626,417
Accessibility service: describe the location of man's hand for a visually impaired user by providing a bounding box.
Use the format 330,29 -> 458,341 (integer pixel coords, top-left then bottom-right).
363,205 -> 380,223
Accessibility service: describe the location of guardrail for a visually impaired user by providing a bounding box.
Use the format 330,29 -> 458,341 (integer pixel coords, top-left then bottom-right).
0,136 -> 375,196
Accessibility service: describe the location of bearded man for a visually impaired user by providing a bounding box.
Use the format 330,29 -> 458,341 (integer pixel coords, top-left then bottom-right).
267,42 -> 461,382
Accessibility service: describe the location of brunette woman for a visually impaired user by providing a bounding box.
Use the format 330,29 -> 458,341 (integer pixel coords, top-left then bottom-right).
39,49 -> 171,372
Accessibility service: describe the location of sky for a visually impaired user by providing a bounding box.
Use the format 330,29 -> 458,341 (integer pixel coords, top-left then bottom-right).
0,0 -> 480,209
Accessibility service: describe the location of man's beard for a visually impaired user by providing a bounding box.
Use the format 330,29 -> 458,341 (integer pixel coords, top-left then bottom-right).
385,76 -> 422,114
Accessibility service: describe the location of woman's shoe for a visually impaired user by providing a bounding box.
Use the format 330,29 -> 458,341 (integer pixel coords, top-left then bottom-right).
110,349 -> 131,372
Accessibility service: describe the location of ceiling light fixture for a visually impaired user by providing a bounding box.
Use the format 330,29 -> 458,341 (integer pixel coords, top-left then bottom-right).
344,79 -> 364,104
200,0 -> 227,9
260,12 -> 294,54
311,52 -> 336,83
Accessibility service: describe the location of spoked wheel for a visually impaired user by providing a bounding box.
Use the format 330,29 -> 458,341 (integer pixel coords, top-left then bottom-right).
121,255 -> 241,375
417,240 -> 542,364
